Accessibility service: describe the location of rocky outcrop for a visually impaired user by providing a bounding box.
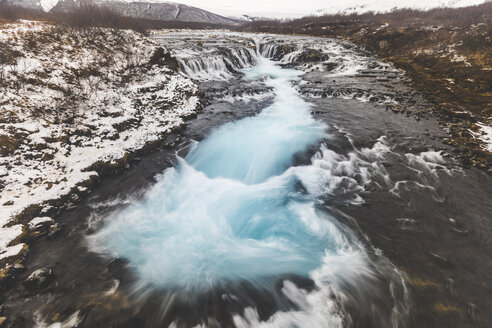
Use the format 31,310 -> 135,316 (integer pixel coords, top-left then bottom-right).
22,268 -> 54,292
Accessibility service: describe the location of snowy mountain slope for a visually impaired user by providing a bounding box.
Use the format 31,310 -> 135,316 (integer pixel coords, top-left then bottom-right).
6,0 -> 487,21
142,0 -> 488,19
4,0 -> 243,25
39,0 -> 59,11
0,0 -> 57,11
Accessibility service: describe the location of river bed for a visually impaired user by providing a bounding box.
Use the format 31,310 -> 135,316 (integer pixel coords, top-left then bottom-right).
3,31 -> 492,328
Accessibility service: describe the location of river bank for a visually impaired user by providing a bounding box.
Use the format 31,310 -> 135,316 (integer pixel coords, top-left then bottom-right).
0,21 -> 199,266
239,3 -> 492,173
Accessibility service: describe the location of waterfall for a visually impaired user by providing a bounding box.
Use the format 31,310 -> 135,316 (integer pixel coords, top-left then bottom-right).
178,47 -> 258,81
88,56 -> 409,327
87,33 -> 411,327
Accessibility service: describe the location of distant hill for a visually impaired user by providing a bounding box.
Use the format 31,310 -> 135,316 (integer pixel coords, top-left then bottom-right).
3,0 -> 243,25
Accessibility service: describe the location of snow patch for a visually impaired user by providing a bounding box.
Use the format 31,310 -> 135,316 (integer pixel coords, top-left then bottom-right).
0,225 -> 25,261
472,122 -> 492,152
39,0 -> 59,12
0,21 -> 198,262
35,310 -> 81,328
28,217 -> 54,229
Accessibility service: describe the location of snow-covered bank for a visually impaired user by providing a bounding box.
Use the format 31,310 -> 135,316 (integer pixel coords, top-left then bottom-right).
0,21 -> 199,262
472,122 -> 492,153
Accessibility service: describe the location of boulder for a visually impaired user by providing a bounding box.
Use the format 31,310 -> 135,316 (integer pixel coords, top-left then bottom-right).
22,268 -> 54,291
295,49 -> 329,64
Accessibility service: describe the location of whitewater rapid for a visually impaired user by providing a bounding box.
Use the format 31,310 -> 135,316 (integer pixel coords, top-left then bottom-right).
88,57 -> 402,327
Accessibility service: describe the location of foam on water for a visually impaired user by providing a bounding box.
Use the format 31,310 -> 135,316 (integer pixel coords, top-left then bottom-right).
186,60 -> 325,184
88,58 -> 383,325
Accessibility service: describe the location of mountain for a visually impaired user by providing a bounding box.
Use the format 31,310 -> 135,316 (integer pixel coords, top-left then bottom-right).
312,0 -> 486,17
1,0 -> 49,10
2,0 -> 59,11
5,0 -> 243,25
6,0 -> 486,23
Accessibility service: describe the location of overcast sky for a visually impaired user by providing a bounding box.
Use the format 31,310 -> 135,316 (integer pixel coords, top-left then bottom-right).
172,0 -> 486,18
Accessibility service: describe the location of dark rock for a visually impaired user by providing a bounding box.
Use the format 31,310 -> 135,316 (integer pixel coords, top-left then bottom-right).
449,218 -> 468,234
0,135 -> 19,156
22,268 -> 54,291
148,47 -> 180,72
0,264 -> 25,291
41,153 -> 54,161
323,62 -> 338,71
378,40 -> 389,49
294,48 -> 329,64
386,103 -> 406,113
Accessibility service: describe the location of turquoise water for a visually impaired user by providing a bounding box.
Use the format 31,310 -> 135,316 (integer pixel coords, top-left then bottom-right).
88,59 -> 357,295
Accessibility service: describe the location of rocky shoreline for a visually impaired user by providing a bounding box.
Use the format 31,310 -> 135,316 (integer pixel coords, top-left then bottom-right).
336,23 -> 492,173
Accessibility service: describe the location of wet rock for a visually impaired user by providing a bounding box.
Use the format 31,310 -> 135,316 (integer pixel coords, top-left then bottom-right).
7,316 -> 28,327
25,217 -> 57,241
47,223 -> 62,240
467,302 -> 479,322
442,152 -> 451,158
28,217 -> 54,231
0,264 -> 26,291
445,277 -> 455,296
106,259 -> 129,281
294,48 -> 329,64
22,268 -> 54,291
148,47 -> 180,72
378,40 -> 389,50
385,103 -> 407,114
323,62 -> 338,71
448,218 -> 468,234
429,251 -> 453,268
107,258 -> 125,273
396,218 -> 419,231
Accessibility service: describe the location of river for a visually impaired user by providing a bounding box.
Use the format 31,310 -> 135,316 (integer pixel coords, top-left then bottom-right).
4,31 -> 492,328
